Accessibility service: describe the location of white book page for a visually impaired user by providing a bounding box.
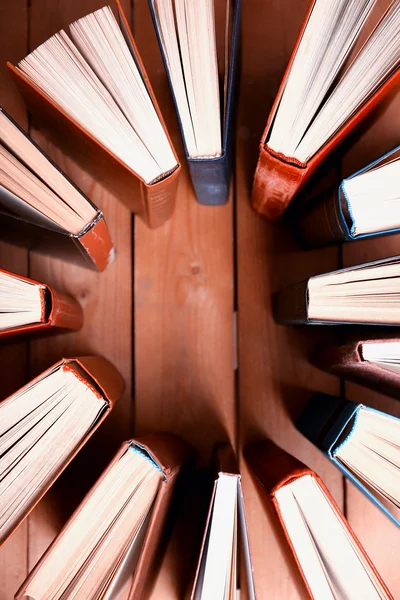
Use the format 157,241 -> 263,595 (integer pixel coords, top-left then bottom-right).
152,0 -> 222,158
268,1 -> 400,163
21,447 -> 162,600
194,474 -> 238,600
362,340 -> 400,374
343,156 -> 400,236
335,407 -> 400,518
18,7 -> 177,184
275,475 -> 390,599
0,143 -> 87,234
0,365 -> 106,544
0,270 -> 42,330
308,258 -> 400,323
0,110 -> 96,228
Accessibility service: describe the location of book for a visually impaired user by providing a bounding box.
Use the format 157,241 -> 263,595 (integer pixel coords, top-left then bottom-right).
0,108 -> 114,271
15,434 -> 194,600
148,0 -> 240,205
315,338 -> 400,399
251,0 -> 400,222
190,444 -> 255,600
298,145 -> 400,247
0,356 -> 123,547
297,393 -> 400,527
245,439 -> 393,600
8,1 -> 181,229
0,267 -> 82,338
275,255 -> 400,326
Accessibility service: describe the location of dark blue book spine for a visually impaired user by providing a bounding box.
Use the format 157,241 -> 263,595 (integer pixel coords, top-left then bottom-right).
296,393 -> 359,454
147,0 -> 241,206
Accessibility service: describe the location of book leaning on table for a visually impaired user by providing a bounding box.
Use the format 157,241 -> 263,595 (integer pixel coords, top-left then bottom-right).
148,0 -> 241,206
297,144 -> 400,247
16,434 -> 194,600
0,356 -> 123,547
251,0 -> 400,222
189,443 -> 255,600
0,267 -> 83,339
8,2 -> 181,229
314,337 -> 400,399
297,393 -> 400,527
0,108 -> 114,270
275,255 -> 400,326
246,439 -> 393,600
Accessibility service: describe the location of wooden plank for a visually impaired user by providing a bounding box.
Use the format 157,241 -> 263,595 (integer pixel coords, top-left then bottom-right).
27,0 -> 133,574
132,2 -> 235,597
340,31 -> 400,593
0,1 -> 29,597
236,1 -> 344,598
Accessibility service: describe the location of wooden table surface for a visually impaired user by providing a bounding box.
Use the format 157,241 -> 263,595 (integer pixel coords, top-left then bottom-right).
0,0 -> 399,598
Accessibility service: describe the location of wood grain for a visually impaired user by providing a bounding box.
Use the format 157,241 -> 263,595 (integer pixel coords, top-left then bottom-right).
133,1 -> 235,597
0,0 -> 29,597
235,1 -> 345,598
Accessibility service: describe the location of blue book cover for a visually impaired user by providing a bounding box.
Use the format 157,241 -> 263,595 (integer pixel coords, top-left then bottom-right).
297,393 -> 400,526
298,144 -> 400,248
148,0 -> 241,205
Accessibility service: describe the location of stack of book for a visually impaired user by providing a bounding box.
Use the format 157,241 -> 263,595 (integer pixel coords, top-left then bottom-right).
0,0 -> 399,598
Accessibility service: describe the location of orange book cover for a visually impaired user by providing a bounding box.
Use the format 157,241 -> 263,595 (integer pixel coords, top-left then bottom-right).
8,0 -> 181,229
251,0 -> 400,222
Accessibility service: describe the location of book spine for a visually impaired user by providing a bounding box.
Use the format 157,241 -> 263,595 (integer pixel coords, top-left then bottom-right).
188,156 -> 230,206
245,440 -> 311,495
297,186 -> 350,248
73,356 -> 125,408
273,279 -> 309,324
47,288 -> 83,331
313,342 -> 362,374
143,168 -> 180,229
315,341 -> 400,400
296,393 -> 359,453
77,215 -> 115,272
251,145 -> 307,222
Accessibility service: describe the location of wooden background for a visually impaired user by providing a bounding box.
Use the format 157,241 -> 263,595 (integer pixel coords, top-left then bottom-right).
0,0 -> 399,598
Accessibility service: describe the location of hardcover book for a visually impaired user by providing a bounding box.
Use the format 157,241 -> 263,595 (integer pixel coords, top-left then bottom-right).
0,108 -> 114,270
297,393 -> 400,527
190,443 -> 255,600
8,1 -> 181,229
15,434 -> 194,600
275,255 -> 400,326
298,145 -> 400,247
148,0 -> 240,205
251,0 -> 400,222
0,267 -> 82,338
315,338 -> 400,399
246,439 -> 393,599
0,355 -> 123,546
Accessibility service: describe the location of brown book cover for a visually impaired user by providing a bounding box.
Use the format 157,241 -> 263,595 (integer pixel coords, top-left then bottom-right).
315,339 -> 400,399
251,0 -> 400,223
0,268 -> 83,339
297,187 -> 351,248
1,356 -> 123,546
7,0 -> 181,230
15,433 -> 194,600
273,279 -> 309,325
245,439 -> 393,600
